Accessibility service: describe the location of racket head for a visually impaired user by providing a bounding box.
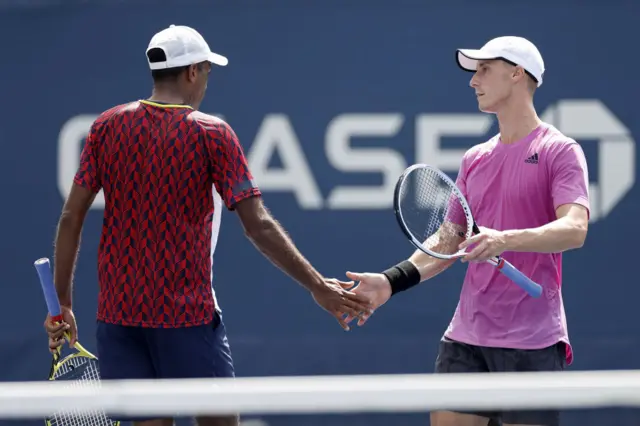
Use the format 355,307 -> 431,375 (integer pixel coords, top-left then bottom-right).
46,344 -> 119,426
48,333 -> 98,380
393,164 -> 474,259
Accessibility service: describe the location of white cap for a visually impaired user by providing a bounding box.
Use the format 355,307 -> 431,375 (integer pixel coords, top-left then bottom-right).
146,24 -> 228,70
456,36 -> 544,87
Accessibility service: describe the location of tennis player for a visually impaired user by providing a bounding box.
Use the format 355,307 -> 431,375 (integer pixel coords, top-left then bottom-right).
43,24 -> 372,426
344,36 -> 590,426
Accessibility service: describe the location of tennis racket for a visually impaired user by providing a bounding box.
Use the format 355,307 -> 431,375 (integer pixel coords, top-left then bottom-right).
393,164 -> 543,298
34,257 -> 119,426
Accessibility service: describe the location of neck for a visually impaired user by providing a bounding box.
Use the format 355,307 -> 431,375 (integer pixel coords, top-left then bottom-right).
496,95 -> 541,144
148,86 -> 189,106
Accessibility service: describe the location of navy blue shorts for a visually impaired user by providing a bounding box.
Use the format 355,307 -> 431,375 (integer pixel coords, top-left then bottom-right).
435,336 -> 567,426
96,310 -> 235,421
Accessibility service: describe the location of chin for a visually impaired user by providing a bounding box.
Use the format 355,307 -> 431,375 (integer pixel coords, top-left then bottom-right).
477,99 -> 497,114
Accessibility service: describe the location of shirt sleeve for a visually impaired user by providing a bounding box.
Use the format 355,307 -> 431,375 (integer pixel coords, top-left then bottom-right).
549,140 -> 590,218
73,117 -> 105,193
207,121 -> 262,210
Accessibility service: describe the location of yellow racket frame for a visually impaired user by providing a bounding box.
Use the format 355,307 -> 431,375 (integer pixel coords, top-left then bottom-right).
46,331 -> 120,426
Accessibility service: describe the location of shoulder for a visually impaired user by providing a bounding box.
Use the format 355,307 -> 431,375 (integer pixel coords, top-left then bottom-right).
101,101 -> 141,119
534,122 -> 581,152
534,123 -> 587,167
459,134 -> 500,171
187,111 -> 238,141
91,101 -> 140,132
465,135 -> 499,158
188,112 -> 248,160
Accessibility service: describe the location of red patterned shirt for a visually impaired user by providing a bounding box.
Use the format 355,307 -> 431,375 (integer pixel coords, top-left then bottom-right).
74,100 -> 261,328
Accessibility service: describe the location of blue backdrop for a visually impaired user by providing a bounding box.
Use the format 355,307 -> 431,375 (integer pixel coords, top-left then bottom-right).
1,1 -> 638,425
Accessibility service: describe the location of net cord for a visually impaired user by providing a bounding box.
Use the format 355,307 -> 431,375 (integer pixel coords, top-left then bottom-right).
1,370 -> 640,418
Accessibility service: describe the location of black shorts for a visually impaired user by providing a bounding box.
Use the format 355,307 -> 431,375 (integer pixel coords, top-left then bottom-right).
434,336 -> 567,426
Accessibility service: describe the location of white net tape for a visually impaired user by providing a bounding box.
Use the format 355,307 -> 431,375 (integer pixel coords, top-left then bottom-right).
1,370 -> 640,419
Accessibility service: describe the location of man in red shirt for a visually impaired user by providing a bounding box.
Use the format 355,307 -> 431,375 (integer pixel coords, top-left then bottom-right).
44,24 -> 371,426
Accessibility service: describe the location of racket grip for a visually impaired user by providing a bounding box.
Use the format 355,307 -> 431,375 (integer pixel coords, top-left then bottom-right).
496,258 -> 543,298
34,258 -> 63,321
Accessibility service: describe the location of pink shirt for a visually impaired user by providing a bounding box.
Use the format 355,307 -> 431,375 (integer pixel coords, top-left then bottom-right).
444,122 -> 590,365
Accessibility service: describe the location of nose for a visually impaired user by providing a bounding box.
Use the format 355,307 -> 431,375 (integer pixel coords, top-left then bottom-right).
469,72 -> 480,88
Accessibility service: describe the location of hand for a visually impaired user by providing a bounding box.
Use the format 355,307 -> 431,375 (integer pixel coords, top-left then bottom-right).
458,226 -> 508,263
43,306 -> 77,354
311,278 -> 374,331
341,271 -> 392,327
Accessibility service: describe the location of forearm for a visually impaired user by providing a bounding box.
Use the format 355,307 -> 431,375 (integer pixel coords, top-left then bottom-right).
504,215 -> 587,253
53,213 -> 84,307
384,231 -> 461,296
245,217 -> 325,292
408,227 -> 462,281
408,249 -> 457,282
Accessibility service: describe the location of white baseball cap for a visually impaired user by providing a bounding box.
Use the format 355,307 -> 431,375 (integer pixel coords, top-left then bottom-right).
146,24 -> 228,70
456,36 -> 545,87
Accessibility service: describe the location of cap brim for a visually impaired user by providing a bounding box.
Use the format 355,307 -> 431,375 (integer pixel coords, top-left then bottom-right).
456,49 -> 499,72
208,51 -> 228,67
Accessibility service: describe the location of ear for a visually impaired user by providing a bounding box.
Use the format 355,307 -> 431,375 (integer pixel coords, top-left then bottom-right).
187,64 -> 199,83
513,65 -> 527,83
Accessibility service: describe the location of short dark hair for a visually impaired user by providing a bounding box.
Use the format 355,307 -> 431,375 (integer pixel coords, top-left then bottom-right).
147,47 -> 189,82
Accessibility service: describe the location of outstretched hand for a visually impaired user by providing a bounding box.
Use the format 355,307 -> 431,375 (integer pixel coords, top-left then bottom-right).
340,271 -> 392,327
311,278 -> 374,331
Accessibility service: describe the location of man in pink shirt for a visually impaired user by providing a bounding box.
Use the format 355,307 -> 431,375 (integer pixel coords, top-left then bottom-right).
345,36 -> 590,426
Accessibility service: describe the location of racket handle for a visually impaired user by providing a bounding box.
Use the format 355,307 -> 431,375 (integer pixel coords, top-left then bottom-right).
34,258 -> 63,321
495,257 -> 543,298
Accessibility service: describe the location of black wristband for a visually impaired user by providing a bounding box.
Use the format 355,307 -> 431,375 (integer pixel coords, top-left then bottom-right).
382,260 -> 421,296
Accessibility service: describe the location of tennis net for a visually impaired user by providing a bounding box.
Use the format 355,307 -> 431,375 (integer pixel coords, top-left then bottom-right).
1,370 -> 640,425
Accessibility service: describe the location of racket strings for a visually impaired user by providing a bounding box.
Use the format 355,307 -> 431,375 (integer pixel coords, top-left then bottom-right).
49,356 -> 117,426
398,167 -> 468,255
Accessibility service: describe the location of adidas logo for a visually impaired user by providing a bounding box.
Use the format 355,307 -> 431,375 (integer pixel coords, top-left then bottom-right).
525,153 -> 539,164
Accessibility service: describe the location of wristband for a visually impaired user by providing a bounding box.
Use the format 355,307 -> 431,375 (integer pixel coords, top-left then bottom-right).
382,260 -> 421,296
